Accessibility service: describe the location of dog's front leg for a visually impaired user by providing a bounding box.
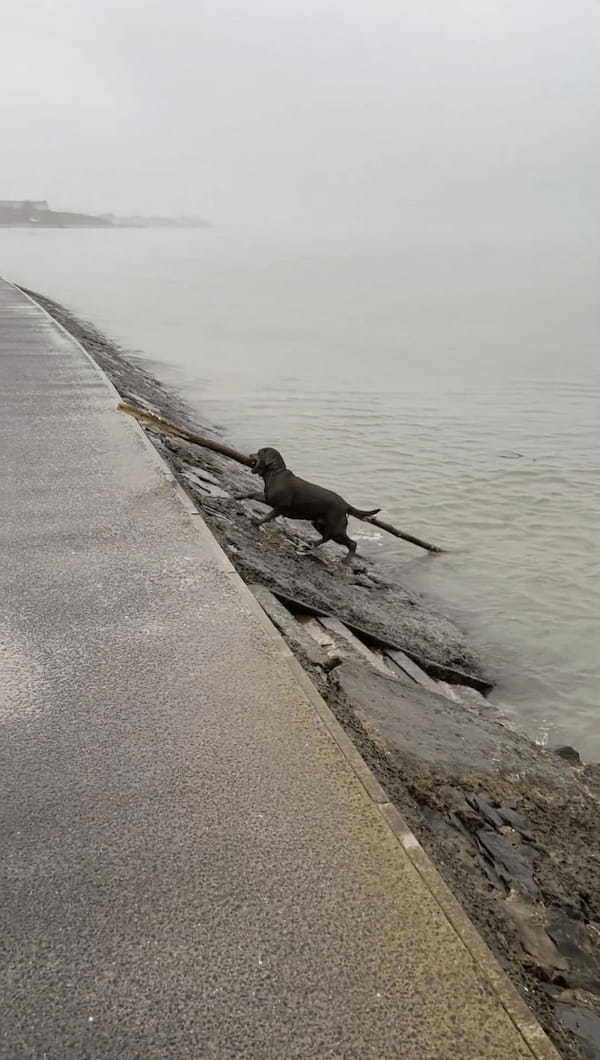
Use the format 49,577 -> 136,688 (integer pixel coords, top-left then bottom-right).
254,508 -> 279,528
233,490 -> 265,502
297,533 -> 330,555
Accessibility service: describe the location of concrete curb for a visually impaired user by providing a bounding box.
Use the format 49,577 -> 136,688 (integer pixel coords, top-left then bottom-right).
15,281 -> 561,1060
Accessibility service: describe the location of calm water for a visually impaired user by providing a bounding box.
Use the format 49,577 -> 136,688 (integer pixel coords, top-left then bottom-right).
2,226 -> 598,757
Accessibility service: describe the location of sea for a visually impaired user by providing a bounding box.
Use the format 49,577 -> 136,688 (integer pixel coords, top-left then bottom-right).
1,224 -> 598,757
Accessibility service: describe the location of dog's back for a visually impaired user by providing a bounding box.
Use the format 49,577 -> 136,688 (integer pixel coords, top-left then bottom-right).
269,469 -> 348,524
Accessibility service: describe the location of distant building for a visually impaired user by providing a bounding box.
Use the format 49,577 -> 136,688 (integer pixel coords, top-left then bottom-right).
0,200 -> 49,211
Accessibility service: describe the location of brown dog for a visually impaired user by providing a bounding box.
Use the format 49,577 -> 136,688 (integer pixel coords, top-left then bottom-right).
249,447 -> 380,561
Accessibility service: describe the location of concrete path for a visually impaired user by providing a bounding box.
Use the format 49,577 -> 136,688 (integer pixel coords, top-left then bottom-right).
0,279 -> 557,1059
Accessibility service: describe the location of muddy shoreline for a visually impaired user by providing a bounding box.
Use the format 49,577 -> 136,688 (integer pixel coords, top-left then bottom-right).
26,287 -> 600,1060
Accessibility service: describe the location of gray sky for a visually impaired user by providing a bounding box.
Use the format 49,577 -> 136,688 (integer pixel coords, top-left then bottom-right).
2,0 -> 598,233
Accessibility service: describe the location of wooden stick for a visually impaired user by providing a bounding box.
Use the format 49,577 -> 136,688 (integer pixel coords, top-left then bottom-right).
117,400 -> 444,553
117,402 -> 255,466
363,516 -> 443,554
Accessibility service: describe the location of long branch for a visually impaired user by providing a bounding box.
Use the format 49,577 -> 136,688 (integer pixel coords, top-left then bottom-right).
118,402 -> 254,466
363,516 -> 443,553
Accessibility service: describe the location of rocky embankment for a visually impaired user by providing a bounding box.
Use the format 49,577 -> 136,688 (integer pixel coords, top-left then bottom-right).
26,287 -> 600,1060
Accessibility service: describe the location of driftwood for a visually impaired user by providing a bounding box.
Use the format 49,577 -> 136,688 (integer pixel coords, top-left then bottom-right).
118,401 -> 444,554
118,402 -> 254,466
250,584 -> 340,672
363,516 -> 442,553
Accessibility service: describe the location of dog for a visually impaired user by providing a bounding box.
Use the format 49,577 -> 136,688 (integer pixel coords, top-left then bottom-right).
247,447 -> 380,561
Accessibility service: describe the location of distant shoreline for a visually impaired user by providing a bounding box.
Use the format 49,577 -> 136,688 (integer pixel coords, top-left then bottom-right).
0,202 -> 210,229
0,220 -> 211,230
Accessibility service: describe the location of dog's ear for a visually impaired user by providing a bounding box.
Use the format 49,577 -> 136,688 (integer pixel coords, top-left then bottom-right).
250,446 -> 284,474
262,447 -> 284,469
250,449 -> 268,474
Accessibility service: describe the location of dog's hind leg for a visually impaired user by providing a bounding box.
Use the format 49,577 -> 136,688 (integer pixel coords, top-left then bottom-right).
333,532 -> 357,563
299,533 -> 331,554
297,524 -> 331,556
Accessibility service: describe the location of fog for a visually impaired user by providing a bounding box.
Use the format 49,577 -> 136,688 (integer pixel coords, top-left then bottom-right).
2,0 -> 599,235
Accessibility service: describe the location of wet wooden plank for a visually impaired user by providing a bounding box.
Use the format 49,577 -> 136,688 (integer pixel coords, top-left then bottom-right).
384,648 -> 442,694
250,584 -> 339,671
318,617 -> 392,676
296,615 -> 341,660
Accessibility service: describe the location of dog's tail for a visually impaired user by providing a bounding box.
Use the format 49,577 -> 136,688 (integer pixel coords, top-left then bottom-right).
347,505 -> 381,519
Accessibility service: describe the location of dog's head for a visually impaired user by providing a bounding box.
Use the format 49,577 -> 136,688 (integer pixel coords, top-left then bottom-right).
249,447 -> 286,477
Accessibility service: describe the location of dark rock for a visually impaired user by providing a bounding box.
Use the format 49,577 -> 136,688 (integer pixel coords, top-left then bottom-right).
466,792 -> 505,830
476,828 -> 538,900
547,911 -> 600,994
556,1004 -> 600,1059
503,894 -> 568,973
554,746 -> 582,766
497,804 -> 527,832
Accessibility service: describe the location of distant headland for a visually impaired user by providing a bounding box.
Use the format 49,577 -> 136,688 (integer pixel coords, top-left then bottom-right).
0,200 -> 210,229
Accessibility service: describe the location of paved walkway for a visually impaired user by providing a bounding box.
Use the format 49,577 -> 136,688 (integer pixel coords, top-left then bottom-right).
0,279 -> 557,1059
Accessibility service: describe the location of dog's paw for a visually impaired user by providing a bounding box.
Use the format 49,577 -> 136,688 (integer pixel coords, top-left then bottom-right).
350,561 -> 368,574
294,540 -> 314,553
341,555 -> 363,571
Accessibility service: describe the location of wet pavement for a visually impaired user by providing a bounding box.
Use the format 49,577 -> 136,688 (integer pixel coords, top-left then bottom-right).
0,279 -> 558,1058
